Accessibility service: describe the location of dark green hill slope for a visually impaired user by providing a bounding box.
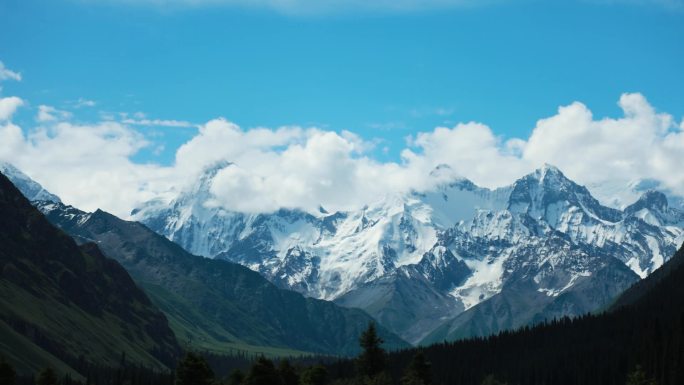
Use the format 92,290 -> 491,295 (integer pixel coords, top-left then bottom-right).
610,243 -> 684,310
0,173 -> 181,376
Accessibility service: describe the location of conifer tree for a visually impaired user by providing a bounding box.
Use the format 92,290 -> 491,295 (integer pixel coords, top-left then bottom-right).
36,367 -> 58,385
278,359 -> 299,385
175,352 -> 214,385
301,365 -> 328,385
357,322 -> 386,378
480,374 -> 507,385
0,358 -> 16,385
626,366 -> 657,385
244,356 -> 280,385
401,351 -> 431,385
228,369 -> 245,385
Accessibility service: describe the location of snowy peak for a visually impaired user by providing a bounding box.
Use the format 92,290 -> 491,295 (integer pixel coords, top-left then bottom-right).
508,164 -> 621,223
426,164 -> 480,193
191,159 -> 234,198
130,161 -> 684,343
199,159 -> 233,183
530,163 -> 564,182
624,190 -> 684,226
626,190 -> 669,214
513,164 -> 582,198
429,163 -> 463,182
0,161 -> 62,203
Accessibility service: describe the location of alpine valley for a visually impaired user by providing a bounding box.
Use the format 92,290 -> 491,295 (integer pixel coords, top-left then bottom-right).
128,161 -> 684,344
3,159 -> 684,354
0,162 -> 408,374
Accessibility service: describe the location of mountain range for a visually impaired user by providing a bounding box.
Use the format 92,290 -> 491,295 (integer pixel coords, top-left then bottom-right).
131,161 -> 684,344
3,158 -> 682,383
3,159 -> 683,351
357,239 -> 684,385
0,161 -> 408,366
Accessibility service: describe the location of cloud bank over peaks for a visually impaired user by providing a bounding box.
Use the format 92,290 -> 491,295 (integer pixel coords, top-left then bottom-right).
0,91 -> 683,217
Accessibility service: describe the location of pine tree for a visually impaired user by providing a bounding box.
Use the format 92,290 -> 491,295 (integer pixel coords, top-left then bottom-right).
244,357 -> 280,385
228,369 -> 245,385
480,374 -> 507,385
0,358 -> 16,385
301,365 -> 328,385
175,352 -> 214,385
401,351 -> 431,385
626,366 -> 657,385
357,322 -> 386,378
278,360 -> 299,385
36,367 -> 58,385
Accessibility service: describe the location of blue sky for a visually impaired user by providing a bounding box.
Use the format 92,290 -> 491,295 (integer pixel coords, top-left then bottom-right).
1,0 -> 684,216
2,0 -> 683,165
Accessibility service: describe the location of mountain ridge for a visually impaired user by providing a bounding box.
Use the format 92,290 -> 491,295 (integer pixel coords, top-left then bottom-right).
34,200 -> 409,356
132,162 -> 684,343
4,161 -> 683,346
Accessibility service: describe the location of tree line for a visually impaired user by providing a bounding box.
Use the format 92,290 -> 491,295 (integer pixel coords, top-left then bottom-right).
1,320 -> 663,385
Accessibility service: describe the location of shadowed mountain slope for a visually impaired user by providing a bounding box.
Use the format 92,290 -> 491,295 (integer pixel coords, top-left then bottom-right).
0,172 -> 181,376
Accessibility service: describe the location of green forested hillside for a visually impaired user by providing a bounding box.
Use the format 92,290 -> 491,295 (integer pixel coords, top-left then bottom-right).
0,173 -> 181,376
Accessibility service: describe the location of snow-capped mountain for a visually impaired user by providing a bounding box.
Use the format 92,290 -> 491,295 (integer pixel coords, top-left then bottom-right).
132,161 -> 509,300
0,162 -> 61,203
133,162 -> 684,343
3,160 -> 681,345
588,177 -> 684,212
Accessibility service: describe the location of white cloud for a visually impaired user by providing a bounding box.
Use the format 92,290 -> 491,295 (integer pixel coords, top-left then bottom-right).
521,93 -> 683,193
0,118 -> 165,215
74,98 -> 97,108
403,121 -> 531,188
121,118 -> 195,128
36,105 -> 73,122
1,92 -> 683,217
0,62 -> 21,82
0,97 -> 24,121
206,127 -> 408,212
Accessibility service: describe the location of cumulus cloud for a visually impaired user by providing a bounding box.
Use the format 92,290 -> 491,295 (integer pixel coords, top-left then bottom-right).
403,93 -> 684,202
0,119 -> 167,216
403,122 -> 531,188
0,97 -> 24,121
0,62 -> 21,82
205,126 -> 408,212
1,91 -> 683,216
521,93 -> 681,189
